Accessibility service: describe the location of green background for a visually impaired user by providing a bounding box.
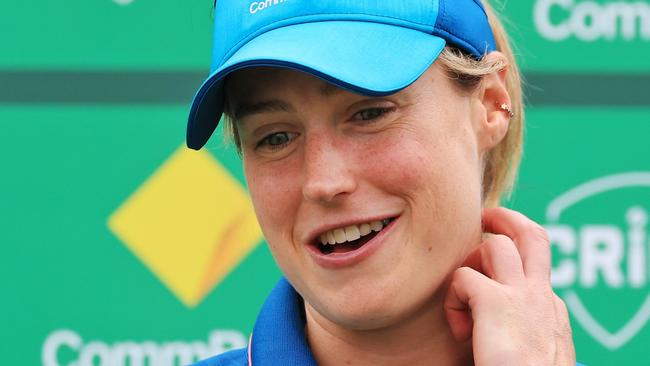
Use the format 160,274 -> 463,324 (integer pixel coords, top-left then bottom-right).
1,1 -> 649,365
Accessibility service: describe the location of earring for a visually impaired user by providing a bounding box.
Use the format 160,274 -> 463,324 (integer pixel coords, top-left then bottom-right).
498,102 -> 514,118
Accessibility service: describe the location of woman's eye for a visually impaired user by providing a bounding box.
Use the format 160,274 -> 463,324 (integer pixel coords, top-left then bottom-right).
353,107 -> 395,122
256,132 -> 294,150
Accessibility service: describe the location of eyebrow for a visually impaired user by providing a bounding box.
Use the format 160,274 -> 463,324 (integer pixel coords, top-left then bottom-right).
233,82 -> 346,120
319,82 -> 345,97
234,99 -> 294,121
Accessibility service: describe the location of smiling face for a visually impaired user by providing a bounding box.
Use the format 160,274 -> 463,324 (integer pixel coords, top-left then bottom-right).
226,62 -> 505,331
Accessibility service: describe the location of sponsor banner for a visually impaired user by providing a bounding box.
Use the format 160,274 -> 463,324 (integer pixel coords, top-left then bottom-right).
0,0 -> 212,69
502,0 -> 650,72
4,1 -> 649,72
0,106 -> 281,364
42,329 -> 246,366
1,1 -> 648,365
511,107 -> 650,365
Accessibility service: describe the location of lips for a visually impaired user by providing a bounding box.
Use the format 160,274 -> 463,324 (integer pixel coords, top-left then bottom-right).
306,216 -> 399,268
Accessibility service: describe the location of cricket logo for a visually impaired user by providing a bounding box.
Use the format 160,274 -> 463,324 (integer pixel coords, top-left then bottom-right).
545,172 -> 650,349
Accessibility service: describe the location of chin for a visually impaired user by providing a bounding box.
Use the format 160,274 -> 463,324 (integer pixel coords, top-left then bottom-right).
321,300 -> 402,331
313,279 -> 434,331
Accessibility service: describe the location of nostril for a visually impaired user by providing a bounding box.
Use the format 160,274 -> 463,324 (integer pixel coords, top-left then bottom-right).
302,178 -> 356,203
302,166 -> 358,203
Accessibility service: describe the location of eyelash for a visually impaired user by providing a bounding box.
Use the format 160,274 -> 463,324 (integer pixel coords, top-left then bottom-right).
255,107 -> 396,151
352,107 -> 396,123
256,131 -> 296,151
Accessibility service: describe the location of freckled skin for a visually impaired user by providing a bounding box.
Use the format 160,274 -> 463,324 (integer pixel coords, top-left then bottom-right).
227,62 -> 502,365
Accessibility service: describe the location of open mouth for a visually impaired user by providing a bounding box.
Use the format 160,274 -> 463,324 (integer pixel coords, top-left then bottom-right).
314,218 -> 396,255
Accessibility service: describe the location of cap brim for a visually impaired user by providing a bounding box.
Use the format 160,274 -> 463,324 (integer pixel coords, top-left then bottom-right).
187,21 -> 446,150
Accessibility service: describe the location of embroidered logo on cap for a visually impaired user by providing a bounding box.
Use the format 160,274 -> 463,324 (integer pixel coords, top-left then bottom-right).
249,0 -> 289,14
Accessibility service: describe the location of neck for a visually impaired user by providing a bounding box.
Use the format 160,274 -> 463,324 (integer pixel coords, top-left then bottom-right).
304,291 -> 473,366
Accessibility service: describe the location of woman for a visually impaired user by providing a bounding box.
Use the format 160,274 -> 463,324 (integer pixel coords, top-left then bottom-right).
187,0 -> 578,365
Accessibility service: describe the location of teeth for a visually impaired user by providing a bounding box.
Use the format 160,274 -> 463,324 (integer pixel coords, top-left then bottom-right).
370,221 -> 383,232
344,225 -> 361,241
359,223 -> 371,236
333,228 -> 346,244
317,218 -> 393,245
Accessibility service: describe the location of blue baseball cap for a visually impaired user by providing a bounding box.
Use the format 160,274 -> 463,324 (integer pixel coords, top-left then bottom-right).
187,0 -> 497,150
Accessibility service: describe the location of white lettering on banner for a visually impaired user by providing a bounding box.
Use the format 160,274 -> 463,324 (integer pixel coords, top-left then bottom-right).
547,207 -> 648,288
544,172 -> 650,350
534,0 -> 650,41
250,0 -> 289,14
41,329 -> 247,366
546,225 -> 577,288
580,225 -> 625,287
627,207 -> 648,287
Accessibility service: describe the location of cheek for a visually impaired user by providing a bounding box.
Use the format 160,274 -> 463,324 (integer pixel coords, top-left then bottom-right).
356,123 -> 480,206
354,119 -> 483,257
245,162 -> 300,249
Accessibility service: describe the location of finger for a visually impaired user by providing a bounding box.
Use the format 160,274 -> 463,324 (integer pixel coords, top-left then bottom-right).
482,207 -> 551,282
461,246 -> 484,273
480,234 -> 525,285
552,294 -> 576,364
444,267 -> 492,342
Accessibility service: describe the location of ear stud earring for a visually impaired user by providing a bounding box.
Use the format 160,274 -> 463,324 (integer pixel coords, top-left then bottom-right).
498,102 -> 515,118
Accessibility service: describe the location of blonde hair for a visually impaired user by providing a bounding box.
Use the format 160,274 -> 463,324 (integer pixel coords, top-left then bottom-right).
438,2 -> 524,207
223,1 -> 523,208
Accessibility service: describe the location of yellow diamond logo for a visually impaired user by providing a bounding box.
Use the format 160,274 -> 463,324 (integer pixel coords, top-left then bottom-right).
108,145 -> 262,308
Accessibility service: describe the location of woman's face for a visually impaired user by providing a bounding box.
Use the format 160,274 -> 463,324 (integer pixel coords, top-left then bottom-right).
228,63 -> 496,330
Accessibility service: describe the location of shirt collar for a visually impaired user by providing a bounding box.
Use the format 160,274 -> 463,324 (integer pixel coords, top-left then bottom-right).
250,277 -> 317,366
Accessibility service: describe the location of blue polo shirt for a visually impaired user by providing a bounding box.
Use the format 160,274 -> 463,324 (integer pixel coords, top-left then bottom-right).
193,278 -> 584,366
193,278 -> 316,366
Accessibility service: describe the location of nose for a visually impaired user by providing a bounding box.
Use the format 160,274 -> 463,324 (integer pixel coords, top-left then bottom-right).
301,134 -> 357,203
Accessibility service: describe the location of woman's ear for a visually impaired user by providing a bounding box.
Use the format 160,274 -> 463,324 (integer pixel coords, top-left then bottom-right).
474,52 -> 511,153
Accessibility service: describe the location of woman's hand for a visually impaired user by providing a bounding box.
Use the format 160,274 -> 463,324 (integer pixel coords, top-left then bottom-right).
444,207 -> 576,366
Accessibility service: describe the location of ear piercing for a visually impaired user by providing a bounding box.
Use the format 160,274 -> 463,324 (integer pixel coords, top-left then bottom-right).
498,102 -> 514,118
